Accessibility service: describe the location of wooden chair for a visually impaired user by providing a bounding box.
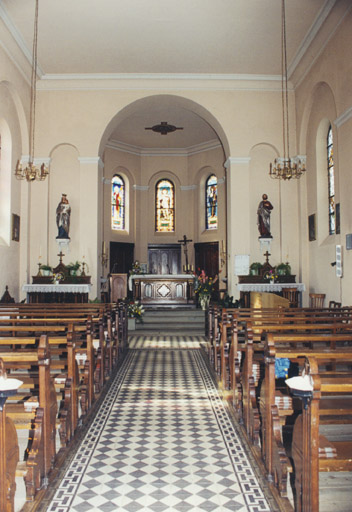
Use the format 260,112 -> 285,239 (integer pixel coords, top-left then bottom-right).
309,293 -> 326,308
282,287 -> 299,308
329,300 -> 341,308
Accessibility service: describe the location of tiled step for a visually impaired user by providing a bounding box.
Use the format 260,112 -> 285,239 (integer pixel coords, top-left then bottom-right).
134,309 -> 206,334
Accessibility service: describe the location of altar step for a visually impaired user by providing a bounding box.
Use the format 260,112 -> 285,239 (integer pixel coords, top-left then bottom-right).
134,308 -> 206,335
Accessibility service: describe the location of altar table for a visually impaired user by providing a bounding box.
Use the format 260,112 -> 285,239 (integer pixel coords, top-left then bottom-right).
131,274 -> 194,307
22,284 -> 92,303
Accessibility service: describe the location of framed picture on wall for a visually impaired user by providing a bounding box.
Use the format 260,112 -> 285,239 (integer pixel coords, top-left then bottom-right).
308,214 -> 316,241
12,214 -> 20,242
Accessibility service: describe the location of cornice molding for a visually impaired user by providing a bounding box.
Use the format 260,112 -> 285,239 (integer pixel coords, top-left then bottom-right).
0,3 -> 44,80
335,106 -> 352,129
288,0 -> 336,78
36,73 -> 285,92
106,139 -> 222,158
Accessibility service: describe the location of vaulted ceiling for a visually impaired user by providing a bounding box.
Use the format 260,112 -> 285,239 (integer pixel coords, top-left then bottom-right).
0,0 -> 341,149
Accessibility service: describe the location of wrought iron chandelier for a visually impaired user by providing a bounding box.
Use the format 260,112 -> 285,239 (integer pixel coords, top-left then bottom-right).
269,0 -> 306,181
15,0 -> 48,182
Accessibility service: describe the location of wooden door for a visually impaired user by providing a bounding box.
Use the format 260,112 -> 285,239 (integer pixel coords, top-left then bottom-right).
148,244 -> 181,275
110,242 -> 134,274
194,242 -> 219,299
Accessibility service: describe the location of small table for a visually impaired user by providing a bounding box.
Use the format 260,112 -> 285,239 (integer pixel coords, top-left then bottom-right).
22,284 -> 92,303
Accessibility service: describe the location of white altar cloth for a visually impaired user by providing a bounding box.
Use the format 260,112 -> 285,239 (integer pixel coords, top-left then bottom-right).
22,284 -> 92,294
237,283 -> 305,293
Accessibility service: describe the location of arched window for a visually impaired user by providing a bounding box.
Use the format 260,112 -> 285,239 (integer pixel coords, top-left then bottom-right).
205,174 -> 218,230
111,174 -> 125,230
155,179 -> 175,232
327,125 -> 335,235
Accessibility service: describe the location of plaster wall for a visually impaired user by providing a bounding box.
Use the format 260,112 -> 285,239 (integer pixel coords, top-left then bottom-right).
0,43 -> 30,300
294,9 -> 352,305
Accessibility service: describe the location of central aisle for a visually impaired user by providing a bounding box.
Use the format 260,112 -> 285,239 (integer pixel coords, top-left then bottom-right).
47,337 -> 273,511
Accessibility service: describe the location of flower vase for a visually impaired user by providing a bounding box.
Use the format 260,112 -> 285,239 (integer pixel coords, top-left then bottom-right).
199,294 -> 210,311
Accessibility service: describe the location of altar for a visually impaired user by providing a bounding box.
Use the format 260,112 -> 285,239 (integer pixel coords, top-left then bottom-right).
22,283 -> 92,303
131,274 -> 195,307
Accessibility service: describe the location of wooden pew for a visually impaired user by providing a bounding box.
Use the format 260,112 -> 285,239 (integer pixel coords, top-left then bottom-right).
290,355 -> 352,512
0,335 -> 57,501
259,332 -> 352,496
0,359 -> 19,512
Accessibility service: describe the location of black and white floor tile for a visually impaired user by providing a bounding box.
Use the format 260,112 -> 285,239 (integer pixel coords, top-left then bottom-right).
47,337 -> 273,512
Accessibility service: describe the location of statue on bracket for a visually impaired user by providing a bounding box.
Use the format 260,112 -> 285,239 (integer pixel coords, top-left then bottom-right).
56,194 -> 71,239
257,193 -> 273,238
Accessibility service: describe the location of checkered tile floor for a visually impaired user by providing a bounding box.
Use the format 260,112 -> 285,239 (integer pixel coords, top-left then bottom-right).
47,337 -> 273,511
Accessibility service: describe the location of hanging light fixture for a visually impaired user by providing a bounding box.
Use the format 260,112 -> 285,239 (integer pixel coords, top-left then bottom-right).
15,0 -> 48,182
269,0 -> 306,181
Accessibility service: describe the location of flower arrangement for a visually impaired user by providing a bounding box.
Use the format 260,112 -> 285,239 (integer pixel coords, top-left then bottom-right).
52,272 -> 64,284
264,269 -> 278,283
130,261 -> 142,275
127,300 -> 144,321
194,269 -> 218,297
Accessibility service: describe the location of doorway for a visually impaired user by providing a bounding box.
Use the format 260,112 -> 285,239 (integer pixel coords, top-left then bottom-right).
110,242 -> 134,274
194,241 -> 219,299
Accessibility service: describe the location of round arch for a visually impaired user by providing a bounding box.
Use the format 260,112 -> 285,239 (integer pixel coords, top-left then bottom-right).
98,94 -> 230,159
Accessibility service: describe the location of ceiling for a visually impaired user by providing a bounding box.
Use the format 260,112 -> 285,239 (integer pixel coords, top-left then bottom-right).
0,0 -> 338,150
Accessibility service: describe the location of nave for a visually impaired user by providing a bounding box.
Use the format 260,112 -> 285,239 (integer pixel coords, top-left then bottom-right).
40,336 -> 276,512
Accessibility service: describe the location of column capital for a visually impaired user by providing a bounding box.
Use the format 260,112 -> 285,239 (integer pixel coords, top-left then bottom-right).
78,157 -> 104,169
224,157 -> 251,169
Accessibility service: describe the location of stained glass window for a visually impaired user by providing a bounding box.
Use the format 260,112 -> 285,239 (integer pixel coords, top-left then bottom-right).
327,125 -> 335,235
111,174 -> 125,230
155,179 -> 175,232
205,174 -> 218,230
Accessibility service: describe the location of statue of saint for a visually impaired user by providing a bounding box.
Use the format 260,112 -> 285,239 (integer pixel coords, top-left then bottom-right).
56,194 -> 71,239
257,194 -> 273,238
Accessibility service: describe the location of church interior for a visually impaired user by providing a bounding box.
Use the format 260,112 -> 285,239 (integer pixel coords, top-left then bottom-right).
0,1 -> 352,511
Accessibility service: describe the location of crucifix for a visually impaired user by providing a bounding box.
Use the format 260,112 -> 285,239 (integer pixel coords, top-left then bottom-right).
57,251 -> 65,264
178,234 -> 193,271
264,250 -> 271,264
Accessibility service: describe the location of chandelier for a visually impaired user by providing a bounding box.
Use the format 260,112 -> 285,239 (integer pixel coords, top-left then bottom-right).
269,0 -> 306,181
15,0 -> 48,182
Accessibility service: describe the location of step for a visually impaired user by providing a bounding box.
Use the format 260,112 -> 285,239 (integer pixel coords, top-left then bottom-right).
131,308 -> 206,335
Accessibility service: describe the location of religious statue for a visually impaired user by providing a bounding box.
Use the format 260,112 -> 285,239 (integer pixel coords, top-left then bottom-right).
257,194 -> 273,238
56,194 -> 71,239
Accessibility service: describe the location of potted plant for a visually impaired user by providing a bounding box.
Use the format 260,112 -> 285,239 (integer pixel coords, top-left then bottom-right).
276,262 -> 291,276
66,261 -> 81,276
249,262 -> 262,276
39,264 -> 53,276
